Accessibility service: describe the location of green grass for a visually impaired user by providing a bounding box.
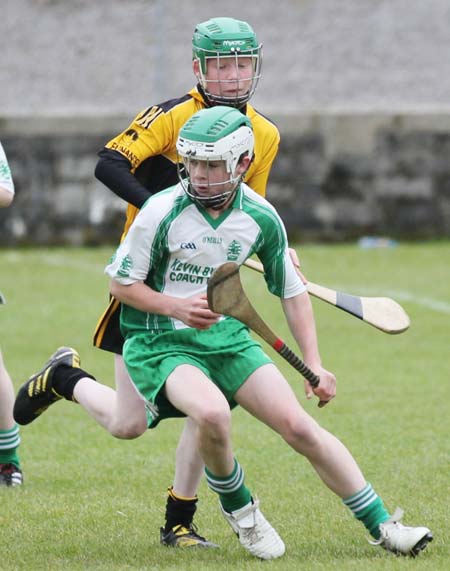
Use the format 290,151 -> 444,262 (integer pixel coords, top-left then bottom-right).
0,242 -> 449,570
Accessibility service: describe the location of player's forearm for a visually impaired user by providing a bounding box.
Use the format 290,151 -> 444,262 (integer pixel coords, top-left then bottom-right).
95,149 -> 152,208
0,187 -> 14,208
282,293 -> 322,368
110,280 -> 179,316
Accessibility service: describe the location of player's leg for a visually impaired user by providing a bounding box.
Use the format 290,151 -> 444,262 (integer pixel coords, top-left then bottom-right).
164,365 -> 235,477
235,364 -> 366,493
0,349 -> 22,486
164,364 -> 284,559
160,417 -> 219,547
115,348 -> 216,547
235,363 -> 432,556
92,303 -> 151,437
13,347 -> 147,439
95,299 -> 216,547
165,365 -> 285,559
71,354 -> 147,437
172,417 -> 204,497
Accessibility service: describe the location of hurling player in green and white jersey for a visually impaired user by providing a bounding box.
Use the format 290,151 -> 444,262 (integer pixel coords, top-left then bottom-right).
0,142 -> 15,208
94,16 -> 285,548
0,141 -> 23,487
14,108 -> 432,559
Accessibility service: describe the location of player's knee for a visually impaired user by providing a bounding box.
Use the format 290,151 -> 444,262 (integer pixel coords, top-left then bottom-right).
110,417 -> 147,439
197,404 -> 231,439
281,416 -> 321,451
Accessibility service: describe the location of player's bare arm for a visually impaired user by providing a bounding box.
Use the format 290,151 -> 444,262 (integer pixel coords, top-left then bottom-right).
281,293 -> 336,403
110,280 -> 220,329
288,248 -> 307,284
0,186 -> 14,208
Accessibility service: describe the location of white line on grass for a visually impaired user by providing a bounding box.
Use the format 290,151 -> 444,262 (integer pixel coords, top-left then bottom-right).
2,252 -> 450,315
383,290 -> 450,315
1,251 -> 107,273
332,285 -> 450,315
41,253 -> 106,273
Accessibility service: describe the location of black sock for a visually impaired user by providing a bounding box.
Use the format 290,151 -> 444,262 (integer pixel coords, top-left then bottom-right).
52,365 -> 96,401
164,491 -> 198,533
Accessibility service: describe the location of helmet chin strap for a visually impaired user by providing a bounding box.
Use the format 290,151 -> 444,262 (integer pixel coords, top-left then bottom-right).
197,79 -> 250,109
188,184 -> 238,210
195,83 -> 246,112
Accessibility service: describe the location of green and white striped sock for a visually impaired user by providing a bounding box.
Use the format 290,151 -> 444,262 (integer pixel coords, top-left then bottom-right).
0,424 -> 21,467
205,458 -> 252,513
343,482 -> 390,539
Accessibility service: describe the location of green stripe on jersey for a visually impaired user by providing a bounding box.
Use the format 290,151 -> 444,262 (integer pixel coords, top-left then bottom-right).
121,191 -> 193,333
241,194 -> 288,296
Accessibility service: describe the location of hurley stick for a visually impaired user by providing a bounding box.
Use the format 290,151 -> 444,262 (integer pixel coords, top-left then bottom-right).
243,258 -> 410,335
207,262 -> 328,408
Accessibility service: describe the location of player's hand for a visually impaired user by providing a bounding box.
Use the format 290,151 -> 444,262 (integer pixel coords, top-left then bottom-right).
304,366 -> 336,407
173,293 -> 221,329
288,247 -> 307,284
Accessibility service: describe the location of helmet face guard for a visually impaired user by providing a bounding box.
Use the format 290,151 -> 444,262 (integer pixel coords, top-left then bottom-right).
176,106 -> 254,210
177,157 -> 243,210
194,48 -> 262,107
192,17 -> 262,107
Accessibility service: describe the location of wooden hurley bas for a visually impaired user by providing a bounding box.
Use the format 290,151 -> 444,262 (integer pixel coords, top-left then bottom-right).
207,262 -> 328,408
243,258 -> 410,335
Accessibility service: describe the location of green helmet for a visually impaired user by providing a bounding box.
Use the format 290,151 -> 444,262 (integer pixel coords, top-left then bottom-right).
192,17 -> 262,107
176,106 -> 254,209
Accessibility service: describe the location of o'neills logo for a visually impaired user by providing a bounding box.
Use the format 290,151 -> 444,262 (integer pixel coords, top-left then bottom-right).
222,40 -> 246,46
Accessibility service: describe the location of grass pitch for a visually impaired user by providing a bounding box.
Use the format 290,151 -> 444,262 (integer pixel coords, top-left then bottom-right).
0,242 -> 449,570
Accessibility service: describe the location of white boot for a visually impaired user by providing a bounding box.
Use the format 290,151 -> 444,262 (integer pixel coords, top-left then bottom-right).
370,508 -> 433,556
220,498 -> 285,560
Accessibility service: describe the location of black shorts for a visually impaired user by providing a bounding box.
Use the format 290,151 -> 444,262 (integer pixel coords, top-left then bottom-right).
93,296 -> 124,354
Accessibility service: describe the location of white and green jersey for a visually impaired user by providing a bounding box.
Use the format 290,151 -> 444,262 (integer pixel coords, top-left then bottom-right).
0,142 -> 14,195
105,183 -> 305,334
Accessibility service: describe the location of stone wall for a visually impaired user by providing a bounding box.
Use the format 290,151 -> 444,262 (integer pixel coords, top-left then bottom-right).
2,1 -> 450,244
0,130 -> 123,246
270,113 -> 450,240
1,113 -> 449,245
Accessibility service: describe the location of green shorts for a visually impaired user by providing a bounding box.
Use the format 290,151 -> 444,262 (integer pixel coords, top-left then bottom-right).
123,318 -> 273,428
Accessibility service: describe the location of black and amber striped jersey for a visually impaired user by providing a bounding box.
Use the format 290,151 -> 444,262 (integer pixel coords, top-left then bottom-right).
101,86 -> 280,239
